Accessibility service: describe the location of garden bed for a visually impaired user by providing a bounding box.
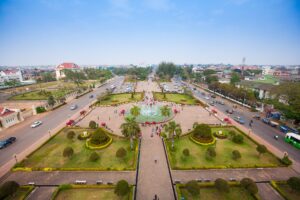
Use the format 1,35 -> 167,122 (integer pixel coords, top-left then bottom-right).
153,92 -> 205,106
165,126 -> 283,169
96,93 -> 143,106
14,128 -> 138,171
270,181 -> 300,200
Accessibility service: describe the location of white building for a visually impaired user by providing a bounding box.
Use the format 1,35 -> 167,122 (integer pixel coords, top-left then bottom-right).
55,63 -> 80,80
0,69 -> 23,84
0,107 -> 23,130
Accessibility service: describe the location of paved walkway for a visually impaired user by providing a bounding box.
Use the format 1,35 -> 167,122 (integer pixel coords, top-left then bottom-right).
27,187 -> 56,200
257,183 -> 284,200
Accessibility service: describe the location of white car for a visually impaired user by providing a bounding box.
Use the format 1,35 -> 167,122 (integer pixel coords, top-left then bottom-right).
70,105 -> 78,110
205,96 -> 210,100
31,121 -> 42,128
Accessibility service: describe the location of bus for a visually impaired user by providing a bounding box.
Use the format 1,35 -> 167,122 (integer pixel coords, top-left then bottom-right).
285,133 -> 300,149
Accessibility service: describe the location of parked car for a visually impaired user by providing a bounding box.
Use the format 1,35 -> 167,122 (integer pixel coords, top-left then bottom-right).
253,114 -> 261,120
262,118 -> 270,124
226,109 -> 234,114
234,116 -> 245,124
66,120 -> 75,126
0,137 -> 16,149
31,121 -> 42,128
280,125 -> 299,134
70,104 -> 78,110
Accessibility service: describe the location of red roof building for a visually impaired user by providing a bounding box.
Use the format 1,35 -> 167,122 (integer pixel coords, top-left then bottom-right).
0,107 -> 23,130
55,62 -> 80,80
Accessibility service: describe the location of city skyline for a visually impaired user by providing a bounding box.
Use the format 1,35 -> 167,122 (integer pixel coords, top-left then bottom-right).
1,0 -> 300,66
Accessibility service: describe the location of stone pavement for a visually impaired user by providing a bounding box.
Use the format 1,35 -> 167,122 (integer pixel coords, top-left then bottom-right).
27,187 -> 56,200
136,126 -> 175,200
257,183 -> 284,200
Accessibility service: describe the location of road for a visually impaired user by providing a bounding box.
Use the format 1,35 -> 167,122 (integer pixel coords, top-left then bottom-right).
0,76 -> 124,167
186,82 -> 300,163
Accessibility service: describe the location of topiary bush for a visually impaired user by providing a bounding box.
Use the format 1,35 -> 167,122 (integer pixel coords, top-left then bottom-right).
116,147 -> 127,159
115,180 -> 130,196
186,180 -> 200,196
240,178 -> 258,194
215,178 -> 229,193
192,124 -> 213,143
232,150 -> 241,160
287,177 -> 300,192
63,147 -> 74,158
89,120 -> 97,129
36,106 -> 46,113
205,146 -> 216,161
0,181 -> 20,199
232,134 -> 244,144
183,149 -> 190,157
89,152 -> 100,162
90,128 -> 109,145
67,131 -> 75,140
281,155 -> 292,166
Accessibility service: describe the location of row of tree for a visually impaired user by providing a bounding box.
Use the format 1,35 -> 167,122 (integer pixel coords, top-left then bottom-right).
112,66 -> 152,81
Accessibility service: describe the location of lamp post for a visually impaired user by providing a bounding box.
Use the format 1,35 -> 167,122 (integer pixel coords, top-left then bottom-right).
13,154 -> 18,163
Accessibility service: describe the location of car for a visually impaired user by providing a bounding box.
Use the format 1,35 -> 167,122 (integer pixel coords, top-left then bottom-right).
234,116 -> 245,124
70,104 -> 78,110
89,94 -> 94,98
262,118 -> 270,124
31,121 -> 42,128
205,96 -> 210,100
0,137 -> 16,149
226,109 -> 234,114
66,119 -> 75,126
209,101 -> 215,106
253,114 -> 261,120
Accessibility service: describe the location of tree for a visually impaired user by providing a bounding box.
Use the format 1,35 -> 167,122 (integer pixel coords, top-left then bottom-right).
215,178 -> 230,193
130,106 -> 141,118
205,75 -> 218,84
63,147 -> 74,158
0,181 -> 20,199
232,134 -> 244,144
89,120 -> 97,129
120,117 -> 141,150
67,131 -> 75,140
90,128 -> 109,145
160,105 -> 171,117
232,150 -> 241,160
89,152 -> 100,162
164,121 -> 182,149
63,69 -> 86,87
287,177 -> 300,192
116,147 -> 127,159
240,178 -> 258,194
193,124 -> 212,140
183,148 -> 190,157
48,95 -> 55,107
230,72 -> 241,85
114,180 -> 130,196
186,180 -> 200,196
206,146 -> 216,160
256,145 -> 267,157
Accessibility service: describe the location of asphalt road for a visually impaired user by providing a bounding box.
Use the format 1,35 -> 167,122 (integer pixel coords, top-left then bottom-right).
187,83 -> 300,163
0,76 -> 124,167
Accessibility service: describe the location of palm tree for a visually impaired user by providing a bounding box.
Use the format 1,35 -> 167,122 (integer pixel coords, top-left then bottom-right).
160,105 -> 171,118
164,121 -> 182,149
120,117 -> 141,150
130,106 -> 141,118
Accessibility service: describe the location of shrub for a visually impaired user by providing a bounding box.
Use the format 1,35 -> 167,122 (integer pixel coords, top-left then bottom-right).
215,178 -> 229,193
63,147 -> 74,158
89,120 -> 97,129
114,180 -> 130,196
0,181 -> 19,199
232,150 -> 241,160
287,177 -> 300,192
90,128 -> 109,145
281,155 -> 292,165
232,134 -> 244,144
186,180 -> 200,196
89,152 -> 100,162
205,147 -> 216,161
116,147 -> 127,159
256,145 -> 267,157
67,131 -> 75,140
240,178 -> 258,194
228,130 -> 236,138
36,106 -> 46,113
193,124 -> 212,140
183,149 -> 190,157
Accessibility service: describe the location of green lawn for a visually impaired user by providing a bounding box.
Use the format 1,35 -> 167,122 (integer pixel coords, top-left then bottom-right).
54,188 -> 130,200
5,186 -> 34,200
17,128 -> 137,170
153,92 -> 201,105
97,93 -> 143,106
178,184 -> 256,200
10,89 -> 73,100
253,75 -> 279,84
272,182 -> 300,200
166,127 -> 282,169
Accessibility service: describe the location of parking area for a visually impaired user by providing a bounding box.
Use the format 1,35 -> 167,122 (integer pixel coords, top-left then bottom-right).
113,82 -> 135,93
160,81 -> 184,93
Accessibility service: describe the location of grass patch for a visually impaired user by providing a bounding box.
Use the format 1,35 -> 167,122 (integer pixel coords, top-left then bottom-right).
153,92 -> 202,105
5,186 -> 34,200
177,183 -> 258,200
97,93 -> 143,106
17,128 -> 138,171
166,126 -> 282,169
271,181 -> 300,200
10,89 -> 73,100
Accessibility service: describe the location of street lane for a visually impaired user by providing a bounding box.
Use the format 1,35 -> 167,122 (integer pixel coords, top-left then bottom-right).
187,83 -> 300,163
0,76 -> 124,167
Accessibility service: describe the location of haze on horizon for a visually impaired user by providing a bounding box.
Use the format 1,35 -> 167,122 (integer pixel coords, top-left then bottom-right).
0,0 -> 300,66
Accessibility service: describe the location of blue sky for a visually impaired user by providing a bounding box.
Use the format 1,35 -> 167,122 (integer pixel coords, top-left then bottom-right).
0,0 -> 299,66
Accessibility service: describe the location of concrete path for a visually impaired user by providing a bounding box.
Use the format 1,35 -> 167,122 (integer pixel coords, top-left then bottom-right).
27,187 -> 56,200
3,171 -> 135,185
257,183 -> 284,200
172,167 -> 298,183
136,126 -> 174,200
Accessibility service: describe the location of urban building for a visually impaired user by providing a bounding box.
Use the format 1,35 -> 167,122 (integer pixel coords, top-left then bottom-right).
55,63 -> 80,80
0,107 -> 23,130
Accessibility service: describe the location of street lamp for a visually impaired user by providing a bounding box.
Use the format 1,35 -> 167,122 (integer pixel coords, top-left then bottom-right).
13,154 -> 18,163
